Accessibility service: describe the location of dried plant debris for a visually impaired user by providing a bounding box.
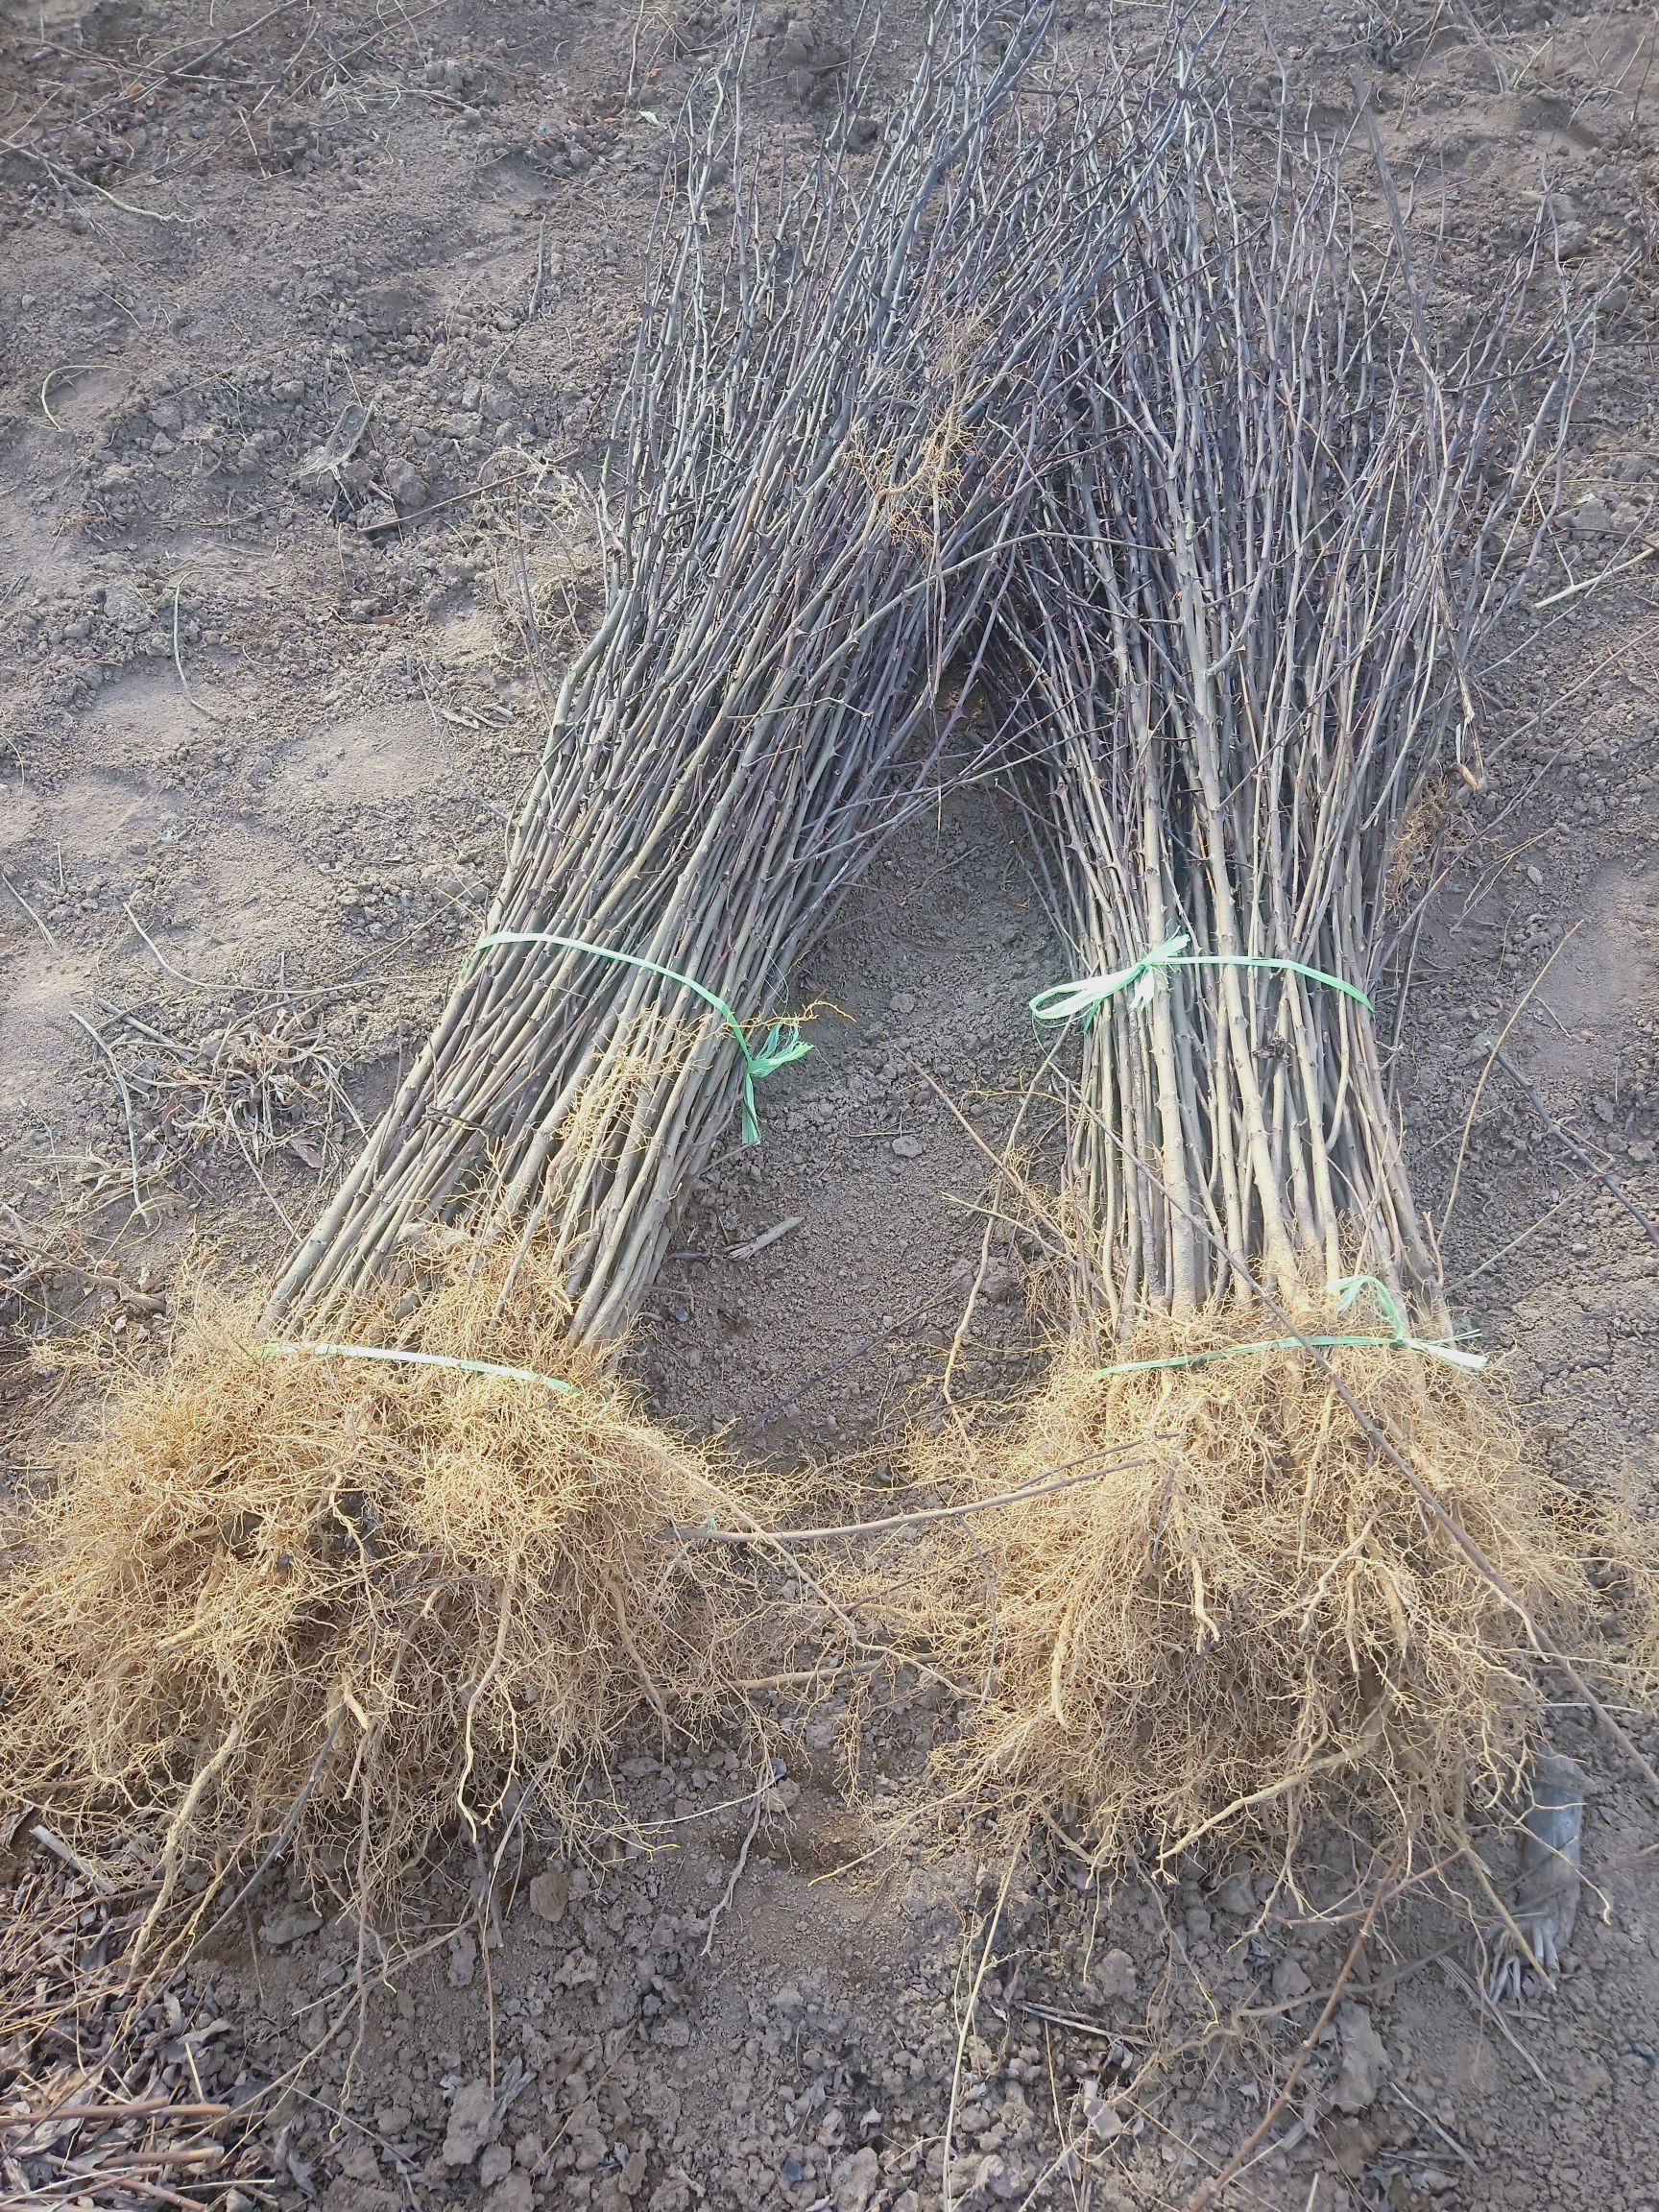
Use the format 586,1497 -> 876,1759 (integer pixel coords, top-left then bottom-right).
0,1846 -> 266,2208
98,1000 -> 351,1171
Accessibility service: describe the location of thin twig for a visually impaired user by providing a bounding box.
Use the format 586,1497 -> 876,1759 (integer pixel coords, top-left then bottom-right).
944,1852 -> 1019,2212
1187,1848 -> 1401,2212
1444,924 -> 1582,1228
66,1010 -> 150,1224
673,1453 -> 1148,1545
2,870 -> 57,948
699,1773 -> 768,1958
1494,1047 -> 1659,1257
1532,541 -> 1657,608
169,577 -> 221,724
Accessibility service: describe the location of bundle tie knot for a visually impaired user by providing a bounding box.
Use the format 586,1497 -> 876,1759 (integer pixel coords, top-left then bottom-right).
469,929 -> 811,1144
1030,932 -> 1373,1024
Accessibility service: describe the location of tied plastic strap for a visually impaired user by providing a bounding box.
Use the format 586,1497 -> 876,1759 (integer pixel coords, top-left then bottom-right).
252,1342 -> 581,1393
1090,1274 -> 1486,1381
1030,931 -> 1373,1023
470,929 -> 811,1145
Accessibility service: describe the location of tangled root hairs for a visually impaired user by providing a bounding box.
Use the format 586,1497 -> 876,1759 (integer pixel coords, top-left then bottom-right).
0,1242 -> 757,1936
886,1322 -> 1634,1870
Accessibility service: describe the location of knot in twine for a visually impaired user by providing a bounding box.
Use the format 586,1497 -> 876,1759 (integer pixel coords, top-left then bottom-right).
469,929 -> 811,1145
1031,932 -> 1373,1024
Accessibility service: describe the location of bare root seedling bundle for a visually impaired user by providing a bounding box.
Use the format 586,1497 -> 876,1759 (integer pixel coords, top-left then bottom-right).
0,8 -> 1178,1924
894,92 -> 1648,1868
265,16 -> 1176,1349
9,15 -> 1647,1938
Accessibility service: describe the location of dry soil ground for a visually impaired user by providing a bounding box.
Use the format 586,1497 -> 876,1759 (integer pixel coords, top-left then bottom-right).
6,2 -> 1659,2209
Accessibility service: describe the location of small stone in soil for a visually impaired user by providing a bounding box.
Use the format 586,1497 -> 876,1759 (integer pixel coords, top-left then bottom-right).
1081,2078 -> 1124,2144
528,1866 -> 570,1924
482,2173 -> 534,2212
1092,1946 -> 1138,2001
447,1928 -> 478,1988
1333,2002 -> 1389,2115
1213,1858 -> 1255,1916
442,2079 -> 498,2166
1271,1957 -> 1311,2003
832,2145 -> 881,2212
260,1909 -> 322,1949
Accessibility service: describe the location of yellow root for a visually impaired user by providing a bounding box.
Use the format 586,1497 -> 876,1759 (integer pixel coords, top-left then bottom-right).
883,1323 -> 1641,1868
0,1241 -> 757,1928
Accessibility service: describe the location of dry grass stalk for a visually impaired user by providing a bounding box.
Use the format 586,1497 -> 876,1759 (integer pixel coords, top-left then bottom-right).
0,1854 -> 262,2203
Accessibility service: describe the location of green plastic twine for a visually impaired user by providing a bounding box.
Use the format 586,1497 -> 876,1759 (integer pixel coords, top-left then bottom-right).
252,1341 -> 581,1393
469,929 -> 811,1144
1030,931 -> 1373,1024
1090,1273 -> 1486,1382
